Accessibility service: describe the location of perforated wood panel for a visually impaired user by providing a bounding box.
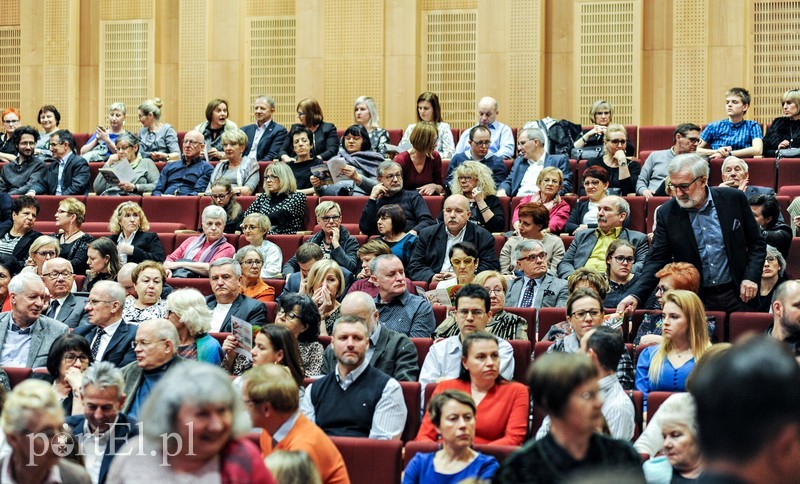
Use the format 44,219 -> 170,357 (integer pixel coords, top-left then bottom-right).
43,0 -> 72,118
672,0 -> 707,124
575,1 -> 640,125
99,21 -> 153,125
247,0 -> 294,17
423,9 -> 477,130
247,17 -> 296,127
752,1 -> 800,125
0,0 -> 19,26
421,0 -> 476,10
322,0 -> 384,130
509,0 -> 543,126
178,0 -> 207,130
99,0 -> 153,21
0,27 -> 19,109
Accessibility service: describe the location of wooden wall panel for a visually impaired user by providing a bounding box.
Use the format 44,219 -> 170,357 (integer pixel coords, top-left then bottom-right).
0,27 -> 21,112
752,1 -> 800,125
177,0 -> 207,130
506,0 -> 544,128
383,0 -> 419,130
672,0 -> 708,125
246,17 -> 297,128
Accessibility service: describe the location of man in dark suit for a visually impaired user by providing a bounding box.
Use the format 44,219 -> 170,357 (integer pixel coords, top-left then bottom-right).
719,155 -> 775,198
506,239 -> 568,309
618,153 -> 766,313
497,126 -> 573,197
75,281 -> 137,367
26,129 -> 90,196
0,273 -> 69,367
557,196 -> 649,278
241,95 -> 288,161
42,258 -> 87,328
205,258 -> 267,332
66,362 -> 137,484
407,194 -> 500,283
320,291 -> 419,381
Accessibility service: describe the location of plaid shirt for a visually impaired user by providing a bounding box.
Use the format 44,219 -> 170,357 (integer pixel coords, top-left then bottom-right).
549,332 -> 634,390
701,119 -> 763,150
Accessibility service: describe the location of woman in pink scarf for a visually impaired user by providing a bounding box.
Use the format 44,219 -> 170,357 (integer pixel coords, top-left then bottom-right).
164,205 -> 235,278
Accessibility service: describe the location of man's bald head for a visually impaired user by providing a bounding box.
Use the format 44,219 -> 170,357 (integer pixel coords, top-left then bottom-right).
341,291 -> 379,334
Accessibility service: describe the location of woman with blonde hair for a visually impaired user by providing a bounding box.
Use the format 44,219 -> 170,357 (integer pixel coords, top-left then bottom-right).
303,259 -> 345,335
23,235 -> 60,275
353,95 -> 390,156
122,261 -> 168,323
240,212 -> 282,278
584,124 -> 641,196
447,161 -> 505,232
635,290 -> 711,402
394,122 -> 443,195
80,102 -> 127,162
243,162 -> 307,234
763,88 -> 800,156
282,200 -> 359,274
205,128 -> 259,195
265,450 -> 322,484
53,197 -> 94,275
107,201 -> 165,263
573,99 -> 635,157
166,288 -> 222,364
136,98 -> 180,162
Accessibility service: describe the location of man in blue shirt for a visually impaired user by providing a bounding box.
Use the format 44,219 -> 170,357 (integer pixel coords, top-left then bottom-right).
445,125 -> 507,188
697,87 -> 763,159
453,97 -> 515,159
152,130 -> 213,196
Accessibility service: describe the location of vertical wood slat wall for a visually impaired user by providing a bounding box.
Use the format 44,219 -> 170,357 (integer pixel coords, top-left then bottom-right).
2,0 -> 799,134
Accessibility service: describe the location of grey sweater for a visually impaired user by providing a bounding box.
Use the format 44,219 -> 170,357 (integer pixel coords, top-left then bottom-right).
0,156 -> 46,194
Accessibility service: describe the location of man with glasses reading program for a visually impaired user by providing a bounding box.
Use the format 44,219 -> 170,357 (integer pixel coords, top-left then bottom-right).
618,153 -> 766,314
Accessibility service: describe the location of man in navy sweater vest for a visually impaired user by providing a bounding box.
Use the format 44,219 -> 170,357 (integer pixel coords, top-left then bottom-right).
300,315 -> 406,439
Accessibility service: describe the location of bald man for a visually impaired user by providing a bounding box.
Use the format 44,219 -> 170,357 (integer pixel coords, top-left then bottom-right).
453,96 -> 515,159
151,129 -> 213,196
407,194 -> 500,283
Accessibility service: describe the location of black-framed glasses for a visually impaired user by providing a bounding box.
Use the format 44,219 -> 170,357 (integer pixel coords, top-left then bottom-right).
242,259 -> 263,266
382,173 -> 402,180
655,285 -> 670,294
62,353 -> 90,364
183,139 -> 203,147
211,193 -> 231,200
518,252 -> 546,262
321,215 -> 341,222
607,139 -> 627,145
612,255 -> 635,264
571,309 -> 603,319
35,250 -> 57,257
471,140 -> 491,147
457,308 -> 485,317
131,339 -> 167,350
668,176 -> 703,192
86,299 -> 114,306
42,271 -> 73,280
277,309 -> 299,320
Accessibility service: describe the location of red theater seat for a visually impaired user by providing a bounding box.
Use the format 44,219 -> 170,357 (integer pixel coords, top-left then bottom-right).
3,367 -> 32,388
788,238 -> 800,279
536,307 -> 567,342
646,196 -> 671,232
264,234 -> 304,262
410,338 -> 433,369
330,436 -> 403,484
263,279 -> 284,298
422,196 -> 444,220
387,129 -> 403,145
304,196 -> 318,231
624,196 -> 647,233
85,196 -> 141,222
646,391 -> 676,424
503,307 -> 536,341
265,301 -> 277,323
509,339 -> 532,382
533,340 -> 554,359
778,158 -> 800,188
166,277 -> 212,296
727,312 -> 773,342
400,381 -> 421,442
638,125 -> 676,153
157,233 -> 175,254
141,197 -> 198,229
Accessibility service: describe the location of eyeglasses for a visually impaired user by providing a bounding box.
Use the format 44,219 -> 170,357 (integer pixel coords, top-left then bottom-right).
612,255 -> 635,264
320,215 -> 341,222
62,353 -> 90,364
241,224 -> 260,231
766,256 -> 778,263
296,112 -> 306,117
450,257 -> 476,267
485,287 -> 504,295
3,119 -> 19,124
684,137 -> 701,144
183,139 -> 203,147
667,176 -> 703,193
607,139 -> 627,145
211,193 -> 231,200
583,179 -> 601,186
35,250 -> 57,257
56,209 -> 70,215
116,144 -> 133,150
595,111 -> 611,117
575,390 -> 600,401
42,271 -> 73,280
457,176 -> 474,183
86,299 -> 114,306
382,173 -> 402,180
242,259 -> 263,266
655,285 -> 670,294
131,339 -> 167,350
571,309 -> 603,319
471,140 -> 491,147
518,252 -> 547,262
265,174 -> 280,181
457,308 -> 486,317
277,309 -> 299,320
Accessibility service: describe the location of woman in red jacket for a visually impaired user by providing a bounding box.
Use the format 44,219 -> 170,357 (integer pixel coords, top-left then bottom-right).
415,332 -> 529,446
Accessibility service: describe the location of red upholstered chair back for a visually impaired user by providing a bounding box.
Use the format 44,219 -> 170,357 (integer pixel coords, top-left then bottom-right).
330,436 -> 403,484
4,367 -> 32,388
399,381 -> 421,442
646,391 -> 677,424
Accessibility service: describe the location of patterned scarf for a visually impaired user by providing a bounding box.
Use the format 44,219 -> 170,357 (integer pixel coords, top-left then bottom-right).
183,235 -> 227,263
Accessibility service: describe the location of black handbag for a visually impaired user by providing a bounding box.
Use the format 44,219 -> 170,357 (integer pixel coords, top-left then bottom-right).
570,145 -> 603,160
777,148 -> 800,158
169,259 -> 201,279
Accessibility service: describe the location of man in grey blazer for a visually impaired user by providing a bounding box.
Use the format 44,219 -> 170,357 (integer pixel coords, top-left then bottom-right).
205,258 -> 267,332
0,272 -> 68,367
41,258 -> 87,328
557,195 -> 649,279
506,239 -> 568,309
320,291 -> 419,381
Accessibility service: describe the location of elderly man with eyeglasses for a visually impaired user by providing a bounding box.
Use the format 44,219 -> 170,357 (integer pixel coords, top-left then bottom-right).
75,280 -> 137,368
151,129 -> 213,196
0,272 -> 68,367
618,153 -> 766,314
506,239 -> 568,310
41,257 -> 87,328
359,160 -> 435,237
119,318 -> 181,420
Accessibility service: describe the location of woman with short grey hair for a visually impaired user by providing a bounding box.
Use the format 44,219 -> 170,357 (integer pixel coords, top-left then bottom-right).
164,204 -> 235,277
747,244 -> 787,312
108,361 -> 272,481
166,288 -> 222,364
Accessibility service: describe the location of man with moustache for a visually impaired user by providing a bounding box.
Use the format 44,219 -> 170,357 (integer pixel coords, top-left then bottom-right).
768,279 -> 800,354
0,125 -> 45,195
407,194 -> 499,284
359,160 -> 435,236
618,153 -> 766,313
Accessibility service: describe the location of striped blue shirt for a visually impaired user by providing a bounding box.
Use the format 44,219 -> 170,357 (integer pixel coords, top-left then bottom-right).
701,119 -> 763,150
